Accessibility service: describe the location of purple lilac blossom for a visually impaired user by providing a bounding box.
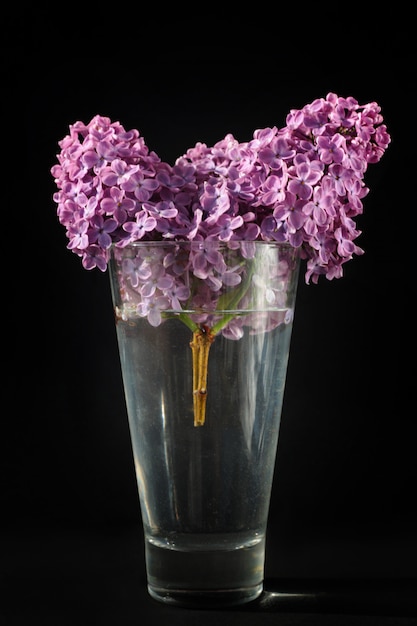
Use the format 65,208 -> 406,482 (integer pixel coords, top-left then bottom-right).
51,93 -> 390,285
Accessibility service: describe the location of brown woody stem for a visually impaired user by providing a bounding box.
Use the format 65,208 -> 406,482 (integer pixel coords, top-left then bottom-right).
190,326 -> 215,427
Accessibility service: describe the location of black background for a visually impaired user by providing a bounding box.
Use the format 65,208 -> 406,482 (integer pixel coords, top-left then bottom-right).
4,14 -> 417,625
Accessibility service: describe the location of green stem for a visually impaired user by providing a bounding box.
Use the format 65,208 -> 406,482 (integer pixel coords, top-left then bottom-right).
177,312 -> 199,333
211,260 -> 256,335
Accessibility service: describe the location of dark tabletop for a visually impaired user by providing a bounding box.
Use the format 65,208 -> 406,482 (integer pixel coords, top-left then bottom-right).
3,524 -> 416,626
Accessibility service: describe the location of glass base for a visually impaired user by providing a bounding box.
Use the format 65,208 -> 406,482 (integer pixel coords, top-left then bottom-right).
148,582 -> 263,608
145,534 -> 265,607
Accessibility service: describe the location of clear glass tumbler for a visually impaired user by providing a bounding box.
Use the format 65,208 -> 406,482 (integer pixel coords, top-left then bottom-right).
109,241 -> 300,607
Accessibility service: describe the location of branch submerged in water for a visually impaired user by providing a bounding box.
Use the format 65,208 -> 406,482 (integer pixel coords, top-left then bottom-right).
190,325 -> 215,427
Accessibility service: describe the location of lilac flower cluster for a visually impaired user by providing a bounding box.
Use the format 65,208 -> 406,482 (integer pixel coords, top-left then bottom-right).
51,92 -> 390,283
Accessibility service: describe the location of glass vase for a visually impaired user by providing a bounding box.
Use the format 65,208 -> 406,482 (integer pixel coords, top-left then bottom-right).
108,240 -> 300,608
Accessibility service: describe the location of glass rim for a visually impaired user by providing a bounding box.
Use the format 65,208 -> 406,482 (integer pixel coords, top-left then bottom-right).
111,240 -> 297,250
